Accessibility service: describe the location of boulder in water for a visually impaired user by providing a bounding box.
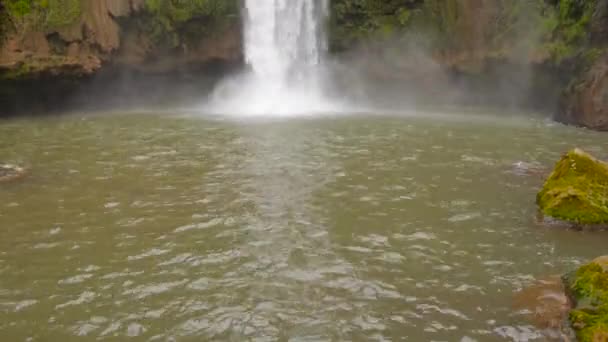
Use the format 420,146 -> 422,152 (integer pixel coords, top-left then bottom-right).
537,149 -> 608,226
563,256 -> 608,342
0,164 -> 26,183
513,276 -> 573,337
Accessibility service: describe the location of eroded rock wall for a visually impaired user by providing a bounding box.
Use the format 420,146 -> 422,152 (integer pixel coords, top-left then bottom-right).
0,0 -> 242,114
0,0 -> 242,79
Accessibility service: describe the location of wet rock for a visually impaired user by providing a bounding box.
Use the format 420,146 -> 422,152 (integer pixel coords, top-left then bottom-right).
564,256 -> 608,342
537,149 -> 608,226
0,0 -> 242,80
558,52 -> 608,131
0,164 -> 26,183
590,0 -> 608,46
513,276 -> 573,335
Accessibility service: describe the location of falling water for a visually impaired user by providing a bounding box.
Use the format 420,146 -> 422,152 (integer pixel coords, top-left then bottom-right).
207,0 -> 337,115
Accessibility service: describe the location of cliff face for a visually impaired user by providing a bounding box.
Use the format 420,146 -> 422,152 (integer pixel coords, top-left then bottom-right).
329,0 -> 608,130
0,0 -> 242,114
558,52 -> 608,131
1,0 -> 607,130
0,0 -> 241,78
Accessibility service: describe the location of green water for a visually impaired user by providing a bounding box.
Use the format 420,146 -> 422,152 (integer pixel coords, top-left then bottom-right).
0,111 -> 607,341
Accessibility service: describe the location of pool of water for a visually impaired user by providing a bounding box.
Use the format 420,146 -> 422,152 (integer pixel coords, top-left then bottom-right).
0,110 -> 606,340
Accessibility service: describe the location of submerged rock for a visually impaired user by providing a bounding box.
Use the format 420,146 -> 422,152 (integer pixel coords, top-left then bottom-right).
513,276 -> 573,338
537,149 -> 608,226
0,164 -> 26,183
564,256 -> 608,342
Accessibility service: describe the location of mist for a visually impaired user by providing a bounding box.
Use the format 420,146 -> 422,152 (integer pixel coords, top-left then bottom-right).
0,0 -> 580,121
321,2 -> 566,117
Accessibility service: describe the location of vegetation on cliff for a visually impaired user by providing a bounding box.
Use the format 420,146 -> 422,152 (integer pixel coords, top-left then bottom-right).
139,0 -> 239,48
546,0 -> 600,63
564,256 -> 608,341
329,0 -> 604,64
2,0 -> 82,31
1,0 -> 238,45
537,149 -> 608,225
0,0 -> 241,80
329,0 -> 608,130
0,0 -> 242,114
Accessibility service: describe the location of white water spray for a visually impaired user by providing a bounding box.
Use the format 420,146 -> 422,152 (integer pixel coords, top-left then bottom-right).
207,0 -> 338,116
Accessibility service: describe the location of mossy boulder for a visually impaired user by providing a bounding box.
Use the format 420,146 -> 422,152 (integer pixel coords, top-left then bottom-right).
564,256 -> 608,341
537,149 -> 608,225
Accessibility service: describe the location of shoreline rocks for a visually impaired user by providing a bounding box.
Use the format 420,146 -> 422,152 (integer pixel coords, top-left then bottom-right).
563,256 -> 608,341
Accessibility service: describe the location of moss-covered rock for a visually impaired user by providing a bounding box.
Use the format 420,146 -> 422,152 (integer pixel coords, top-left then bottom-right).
537,149 -> 608,226
564,256 -> 608,341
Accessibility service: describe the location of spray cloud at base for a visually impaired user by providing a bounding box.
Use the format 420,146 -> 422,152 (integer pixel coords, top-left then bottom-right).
205,0 -> 346,117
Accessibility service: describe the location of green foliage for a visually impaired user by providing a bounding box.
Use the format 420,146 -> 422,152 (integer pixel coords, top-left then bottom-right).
141,0 -> 238,48
4,0 -> 34,17
1,62 -> 33,80
2,0 -> 82,30
329,0 -> 603,67
45,0 -> 80,29
329,0 -> 548,53
329,0 -> 423,50
544,0 -> 598,62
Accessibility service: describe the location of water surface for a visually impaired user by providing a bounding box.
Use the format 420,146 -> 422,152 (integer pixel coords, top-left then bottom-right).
1,111 -> 607,341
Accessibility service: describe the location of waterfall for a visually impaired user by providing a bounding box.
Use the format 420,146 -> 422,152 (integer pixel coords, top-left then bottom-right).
207,0 -> 336,116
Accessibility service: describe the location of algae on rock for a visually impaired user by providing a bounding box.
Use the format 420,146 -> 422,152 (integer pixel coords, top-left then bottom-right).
537,149 -> 608,225
564,256 -> 608,341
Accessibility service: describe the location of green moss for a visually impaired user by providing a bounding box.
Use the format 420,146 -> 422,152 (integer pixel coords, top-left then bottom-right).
582,47 -> 606,66
566,258 -> 608,341
4,0 -> 34,17
537,149 -> 608,225
0,63 -> 33,80
44,0 -> 81,29
328,0 -> 604,70
329,0 -> 422,51
542,0 -> 598,63
2,0 -> 82,31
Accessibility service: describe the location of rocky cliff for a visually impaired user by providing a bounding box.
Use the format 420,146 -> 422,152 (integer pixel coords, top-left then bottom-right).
0,0 -> 242,113
1,0 -> 608,130
0,0 -> 241,77
329,0 -> 608,130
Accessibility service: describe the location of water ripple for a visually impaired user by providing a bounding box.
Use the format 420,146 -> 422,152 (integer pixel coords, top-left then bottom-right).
0,114 -> 606,340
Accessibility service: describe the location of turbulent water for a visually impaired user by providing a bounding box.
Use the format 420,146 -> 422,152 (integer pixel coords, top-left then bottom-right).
1,110 -> 607,340
208,0 -> 336,115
